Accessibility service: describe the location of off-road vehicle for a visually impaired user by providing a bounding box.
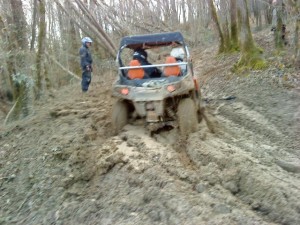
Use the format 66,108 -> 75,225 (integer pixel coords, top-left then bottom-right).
111,32 -> 201,135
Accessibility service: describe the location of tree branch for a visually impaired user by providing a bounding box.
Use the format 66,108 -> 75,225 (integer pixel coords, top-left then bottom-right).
45,51 -> 81,81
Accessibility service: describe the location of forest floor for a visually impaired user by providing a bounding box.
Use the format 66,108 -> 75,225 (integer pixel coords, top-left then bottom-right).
0,29 -> 300,225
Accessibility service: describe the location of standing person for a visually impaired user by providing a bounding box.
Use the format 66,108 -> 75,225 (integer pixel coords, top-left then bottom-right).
79,37 -> 93,92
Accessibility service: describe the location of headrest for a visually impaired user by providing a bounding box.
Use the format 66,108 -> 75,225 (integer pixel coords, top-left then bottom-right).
170,47 -> 185,60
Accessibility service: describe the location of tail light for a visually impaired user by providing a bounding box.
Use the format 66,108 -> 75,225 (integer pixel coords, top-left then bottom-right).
120,88 -> 129,95
167,85 -> 176,92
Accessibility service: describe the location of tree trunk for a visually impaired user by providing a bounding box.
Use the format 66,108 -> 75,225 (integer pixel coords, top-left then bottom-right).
0,13 -> 12,110
30,0 -> 38,51
170,0 -> 179,25
7,0 -> 30,121
10,0 -> 28,50
35,0 -> 46,99
294,1 -> 300,67
65,0 -> 81,76
209,0 -> 225,53
234,0 -> 266,72
295,18 -> 300,68
253,0 -> 263,29
265,0 -> 273,25
181,0 -> 187,24
223,18 -> 231,52
230,0 -> 239,50
272,0 -> 285,49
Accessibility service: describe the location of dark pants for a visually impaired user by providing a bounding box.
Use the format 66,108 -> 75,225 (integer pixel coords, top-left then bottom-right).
81,70 -> 92,92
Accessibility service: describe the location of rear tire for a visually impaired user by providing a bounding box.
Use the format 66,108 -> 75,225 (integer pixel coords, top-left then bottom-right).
112,100 -> 129,135
177,98 -> 198,136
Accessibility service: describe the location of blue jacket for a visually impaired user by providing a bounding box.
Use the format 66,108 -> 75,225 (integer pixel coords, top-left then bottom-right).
79,44 -> 93,70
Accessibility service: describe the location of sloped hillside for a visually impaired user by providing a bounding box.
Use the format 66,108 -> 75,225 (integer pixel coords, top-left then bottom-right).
0,34 -> 300,225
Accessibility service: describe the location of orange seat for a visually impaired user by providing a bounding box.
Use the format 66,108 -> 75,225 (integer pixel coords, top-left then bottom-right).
128,60 -> 144,79
164,56 -> 181,76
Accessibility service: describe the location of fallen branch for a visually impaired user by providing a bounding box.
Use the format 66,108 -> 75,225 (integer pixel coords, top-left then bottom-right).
3,97 -> 19,125
16,191 -> 32,215
45,51 -> 81,81
0,100 -> 8,114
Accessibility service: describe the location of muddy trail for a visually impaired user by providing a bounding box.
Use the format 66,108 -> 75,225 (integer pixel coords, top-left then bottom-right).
1,43 -> 300,225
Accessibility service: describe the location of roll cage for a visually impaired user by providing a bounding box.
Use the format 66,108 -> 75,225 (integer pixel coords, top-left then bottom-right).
116,32 -> 190,77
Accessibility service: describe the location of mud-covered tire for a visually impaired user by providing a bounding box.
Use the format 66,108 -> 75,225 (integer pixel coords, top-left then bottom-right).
112,100 -> 129,134
177,98 -> 198,136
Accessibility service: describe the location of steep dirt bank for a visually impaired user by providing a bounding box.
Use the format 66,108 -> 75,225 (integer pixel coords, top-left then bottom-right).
0,43 -> 300,225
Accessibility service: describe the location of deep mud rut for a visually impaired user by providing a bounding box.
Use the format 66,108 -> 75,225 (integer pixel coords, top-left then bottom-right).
0,46 -> 300,225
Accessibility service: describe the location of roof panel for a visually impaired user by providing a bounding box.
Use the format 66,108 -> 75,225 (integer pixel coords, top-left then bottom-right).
119,32 -> 185,49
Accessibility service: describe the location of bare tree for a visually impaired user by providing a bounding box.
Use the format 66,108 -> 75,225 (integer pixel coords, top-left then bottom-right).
230,0 -> 239,50
265,0 -> 274,24
35,0 -> 46,99
252,0 -> 263,29
68,2 -> 81,73
209,0 -> 226,53
272,0 -> 286,49
234,0 -> 266,72
30,0 -> 38,51
287,0 -> 300,67
209,0 -> 238,53
5,0 -> 30,120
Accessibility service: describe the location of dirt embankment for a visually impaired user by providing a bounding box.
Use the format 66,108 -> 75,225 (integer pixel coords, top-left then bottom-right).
0,43 -> 300,225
